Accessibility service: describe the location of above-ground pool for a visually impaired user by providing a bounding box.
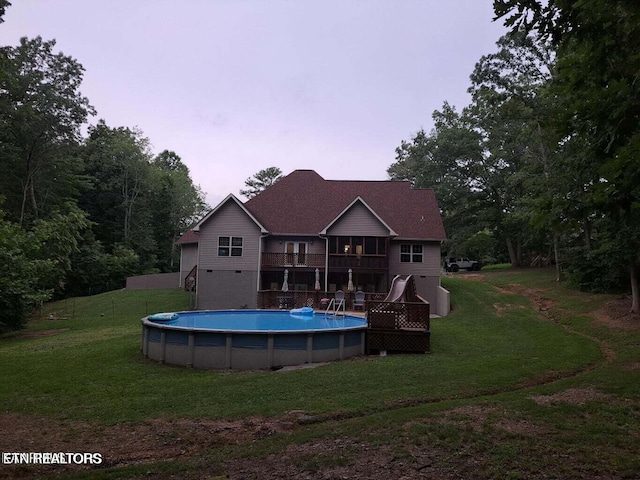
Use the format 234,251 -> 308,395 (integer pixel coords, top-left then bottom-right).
141,310 -> 367,370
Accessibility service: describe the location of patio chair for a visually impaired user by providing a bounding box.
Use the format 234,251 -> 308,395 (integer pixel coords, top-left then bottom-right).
353,290 -> 365,311
334,290 -> 345,309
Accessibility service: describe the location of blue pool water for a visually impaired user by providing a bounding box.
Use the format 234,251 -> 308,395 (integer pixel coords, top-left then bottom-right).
148,310 -> 367,332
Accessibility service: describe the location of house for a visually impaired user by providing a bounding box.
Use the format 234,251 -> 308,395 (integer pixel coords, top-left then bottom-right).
179,169 -> 450,316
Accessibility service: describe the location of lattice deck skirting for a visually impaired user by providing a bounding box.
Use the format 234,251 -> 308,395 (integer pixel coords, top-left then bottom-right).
366,328 -> 430,354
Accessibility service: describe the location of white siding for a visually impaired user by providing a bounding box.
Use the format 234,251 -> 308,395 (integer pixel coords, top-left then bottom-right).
327,203 -> 390,236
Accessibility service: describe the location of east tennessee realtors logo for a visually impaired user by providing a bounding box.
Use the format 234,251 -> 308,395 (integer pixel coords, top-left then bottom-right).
2,452 -> 103,465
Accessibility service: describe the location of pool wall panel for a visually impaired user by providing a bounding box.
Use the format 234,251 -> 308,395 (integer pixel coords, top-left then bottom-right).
141,312 -> 367,370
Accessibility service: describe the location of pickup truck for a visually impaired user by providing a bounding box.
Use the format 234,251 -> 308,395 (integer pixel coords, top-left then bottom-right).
445,257 -> 481,272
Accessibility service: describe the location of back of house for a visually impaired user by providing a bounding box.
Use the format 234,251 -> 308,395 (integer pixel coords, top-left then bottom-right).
179,169 -> 450,316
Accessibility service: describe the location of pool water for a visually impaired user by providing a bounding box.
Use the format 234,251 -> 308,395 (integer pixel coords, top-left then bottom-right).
156,310 -> 367,332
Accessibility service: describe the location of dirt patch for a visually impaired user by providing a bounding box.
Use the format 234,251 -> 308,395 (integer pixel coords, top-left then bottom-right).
494,418 -> 551,437
456,273 -> 484,281
14,328 -> 69,339
493,302 -> 526,317
0,412 -> 304,478
497,284 -> 556,312
592,297 -> 640,330
529,387 -> 616,406
223,435 -> 486,480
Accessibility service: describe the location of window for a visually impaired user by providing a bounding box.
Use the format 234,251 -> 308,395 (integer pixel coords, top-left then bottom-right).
330,236 -> 387,255
218,236 -> 243,257
400,244 -> 423,263
285,241 -> 307,266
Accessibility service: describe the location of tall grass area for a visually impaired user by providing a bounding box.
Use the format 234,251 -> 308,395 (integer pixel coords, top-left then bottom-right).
0,278 -> 600,425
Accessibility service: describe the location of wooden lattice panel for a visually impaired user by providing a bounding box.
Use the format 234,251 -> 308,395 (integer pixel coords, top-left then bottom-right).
366,329 -> 430,354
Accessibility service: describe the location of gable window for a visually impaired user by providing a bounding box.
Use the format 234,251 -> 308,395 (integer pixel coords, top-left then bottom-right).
218,236 -> 243,257
400,244 -> 423,263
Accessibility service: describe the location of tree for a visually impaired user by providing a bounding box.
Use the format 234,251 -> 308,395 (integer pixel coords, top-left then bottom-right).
390,31 -> 556,267
389,103 -> 489,259
0,36 -> 94,226
466,30 -> 555,267
240,167 -> 283,199
494,0 -> 640,311
149,150 -> 208,271
0,205 -> 88,331
80,120 -> 154,260
0,1 -> 10,23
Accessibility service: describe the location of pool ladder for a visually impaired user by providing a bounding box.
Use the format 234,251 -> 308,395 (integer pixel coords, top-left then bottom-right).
325,297 -> 346,317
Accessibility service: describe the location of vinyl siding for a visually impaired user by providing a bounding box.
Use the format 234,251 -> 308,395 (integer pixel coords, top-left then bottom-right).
263,236 -> 325,255
388,241 -> 441,277
197,200 -> 261,270
388,241 -> 442,307
179,244 -> 198,287
197,269 -> 259,309
326,202 -> 390,236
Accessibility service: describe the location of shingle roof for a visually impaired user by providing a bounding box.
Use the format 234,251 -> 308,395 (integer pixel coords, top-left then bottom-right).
243,170 -> 446,240
176,229 -> 199,245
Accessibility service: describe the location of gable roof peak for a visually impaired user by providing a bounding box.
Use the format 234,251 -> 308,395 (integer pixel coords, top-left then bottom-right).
193,193 -> 267,233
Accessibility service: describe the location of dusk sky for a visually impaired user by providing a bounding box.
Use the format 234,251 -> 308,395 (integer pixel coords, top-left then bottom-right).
2,1 -> 509,207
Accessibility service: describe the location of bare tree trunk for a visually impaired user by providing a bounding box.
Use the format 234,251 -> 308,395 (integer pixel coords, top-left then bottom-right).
29,178 -> 38,220
506,237 -> 517,267
19,182 -> 28,227
630,262 -> 639,314
583,217 -> 592,250
553,232 -> 563,282
170,232 -> 178,269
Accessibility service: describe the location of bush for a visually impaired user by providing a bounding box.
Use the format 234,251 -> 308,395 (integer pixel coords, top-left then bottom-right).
564,246 -> 628,294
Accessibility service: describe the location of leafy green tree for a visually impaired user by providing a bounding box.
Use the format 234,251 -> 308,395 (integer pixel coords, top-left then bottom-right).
240,167 -> 283,199
390,31 -> 556,267
80,120 -> 156,268
0,36 -> 94,226
149,150 -> 208,271
389,103 -> 489,259
466,30 -> 555,267
0,205 -> 88,331
494,0 -> 640,310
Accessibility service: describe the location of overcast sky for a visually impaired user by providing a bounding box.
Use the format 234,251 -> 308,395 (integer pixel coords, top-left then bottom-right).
2,1 -> 509,207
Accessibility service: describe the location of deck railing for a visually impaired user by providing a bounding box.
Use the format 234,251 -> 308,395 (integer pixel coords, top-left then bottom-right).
366,299 -> 431,353
257,290 -> 387,310
261,253 -> 388,270
328,255 -> 388,269
184,265 -> 197,291
261,253 -> 325,268
366,301 -> 430,330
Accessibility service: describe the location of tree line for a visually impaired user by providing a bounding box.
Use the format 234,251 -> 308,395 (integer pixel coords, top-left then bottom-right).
389,1 -> 640,313
0,4 -> 207,331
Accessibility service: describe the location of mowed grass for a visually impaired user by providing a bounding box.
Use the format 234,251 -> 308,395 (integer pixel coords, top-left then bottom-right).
3,270 -> 640,478
0,276 -> 600,425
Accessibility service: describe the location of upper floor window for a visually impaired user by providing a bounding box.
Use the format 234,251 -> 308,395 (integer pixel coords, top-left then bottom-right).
328,236 -> 387,255
400,244 -> 423,263
218,236 -> 243,257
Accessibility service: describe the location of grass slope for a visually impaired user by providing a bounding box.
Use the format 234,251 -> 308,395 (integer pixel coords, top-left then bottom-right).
1,269 -> 638,478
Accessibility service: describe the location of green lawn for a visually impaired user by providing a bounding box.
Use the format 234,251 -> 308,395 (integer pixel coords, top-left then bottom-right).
1,269 -> 638,478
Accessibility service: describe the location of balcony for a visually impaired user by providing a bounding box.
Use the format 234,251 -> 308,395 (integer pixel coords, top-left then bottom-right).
261,252 -> 325,268
328,255 -> 388,270
261,252 -> 388,270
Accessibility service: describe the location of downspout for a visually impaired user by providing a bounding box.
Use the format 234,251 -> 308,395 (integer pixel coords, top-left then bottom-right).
319,234 -> 329,293
194,241 -> 200,309
257,233 -> 269,302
